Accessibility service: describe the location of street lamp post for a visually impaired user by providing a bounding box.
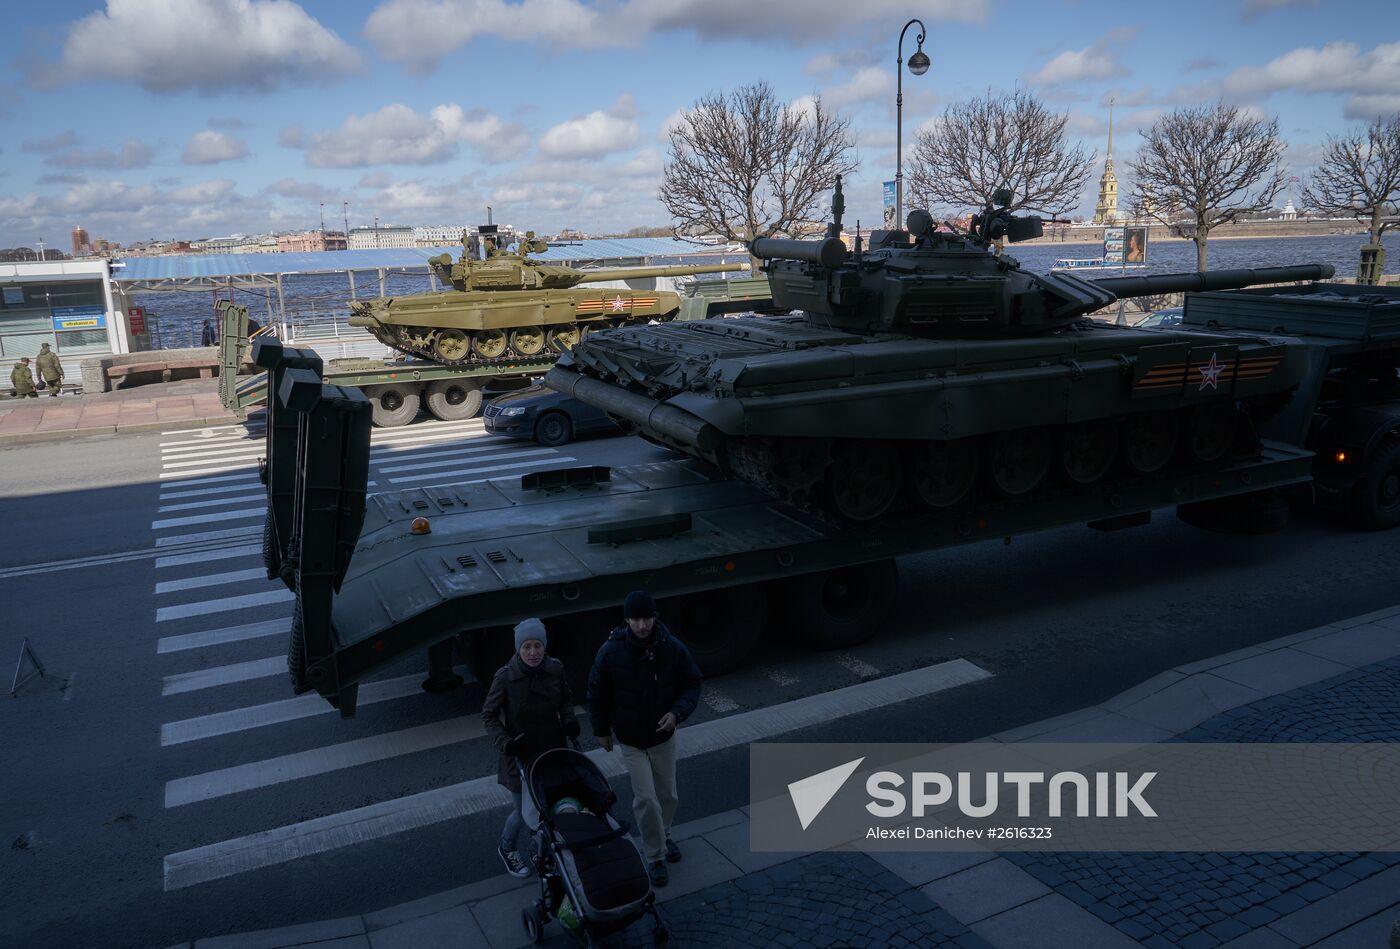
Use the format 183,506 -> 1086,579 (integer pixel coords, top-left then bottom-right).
896,18 -> 930,230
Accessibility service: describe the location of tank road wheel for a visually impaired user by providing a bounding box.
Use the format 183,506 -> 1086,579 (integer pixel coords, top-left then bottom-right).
824,439 -> 903,521
425,378 -> 484,421
1060,420 -> 1120,485
659,583 -> 767,676
509,327 -> 546,357
1186,401 -> 1240,463
1122,411 -> 1180,474
908,439 -> 979,509
987,427 -> 1053,496
433,329 -> 470,362
365,383 -> 421,427
547,326 -> 581,352
780,559 -> 899,651
472,329 -> 508,359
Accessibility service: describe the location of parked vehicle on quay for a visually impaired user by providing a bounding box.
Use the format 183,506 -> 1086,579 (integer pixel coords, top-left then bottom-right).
483,384 -> 621,447
253,271 -> 1400,717
346,225 -> 744,365
217,275 -> 779,428
1134,307 -> 1185,329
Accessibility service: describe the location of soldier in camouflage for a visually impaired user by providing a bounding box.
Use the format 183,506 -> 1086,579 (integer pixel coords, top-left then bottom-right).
10,357 -> 38,398
36,343 -> 63,396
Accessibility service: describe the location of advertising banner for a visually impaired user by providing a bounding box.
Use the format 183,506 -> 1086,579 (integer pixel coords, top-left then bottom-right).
1125,225 -> 1148,264
51,305 -> 107,330
1103,227 -> 1125,264
883,180 -> 897,229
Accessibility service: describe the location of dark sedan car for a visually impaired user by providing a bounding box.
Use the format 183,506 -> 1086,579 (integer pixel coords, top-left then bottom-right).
482,383 -> 621,446
1133,307 -> 1184,329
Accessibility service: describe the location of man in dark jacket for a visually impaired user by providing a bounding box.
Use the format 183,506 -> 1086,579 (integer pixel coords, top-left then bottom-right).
482,618 -> 578,877
587,590 -> 702,886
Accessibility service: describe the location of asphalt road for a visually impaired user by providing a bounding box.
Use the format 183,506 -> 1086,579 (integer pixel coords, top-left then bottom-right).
1,416 -> 1397,949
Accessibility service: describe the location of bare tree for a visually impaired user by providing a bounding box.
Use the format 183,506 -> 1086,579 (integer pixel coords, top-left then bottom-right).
1302,114 -> 1400,247
906,89 -> 1094,220
1129,102 -> 1287,271
659,82 -> 857,270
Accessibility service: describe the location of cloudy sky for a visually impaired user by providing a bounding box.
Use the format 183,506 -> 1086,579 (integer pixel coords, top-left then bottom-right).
0,0 -> 1394,249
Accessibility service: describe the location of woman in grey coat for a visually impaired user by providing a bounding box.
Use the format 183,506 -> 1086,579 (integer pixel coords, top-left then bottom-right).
481,618 -> 578,877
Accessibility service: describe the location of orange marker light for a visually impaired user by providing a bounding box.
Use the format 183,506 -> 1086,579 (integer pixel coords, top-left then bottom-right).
1334,451 -> 1349,464
724,561 -> 736,572
410,517 -> 431,535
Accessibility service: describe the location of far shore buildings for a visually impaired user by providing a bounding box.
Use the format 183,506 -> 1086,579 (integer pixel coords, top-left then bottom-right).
277,230 -> 348,253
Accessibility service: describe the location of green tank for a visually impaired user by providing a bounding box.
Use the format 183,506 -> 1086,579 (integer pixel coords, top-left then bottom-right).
546,181 -> 1334,522
347,225 -> 744,364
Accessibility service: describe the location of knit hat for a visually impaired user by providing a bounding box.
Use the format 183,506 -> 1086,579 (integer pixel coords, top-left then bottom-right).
514,618 -> 547,651
623,590 -> 657,619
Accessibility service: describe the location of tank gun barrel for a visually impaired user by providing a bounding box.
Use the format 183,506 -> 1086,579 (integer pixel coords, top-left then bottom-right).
749,237 -> 847,269
1094,264 -> 1335,299
573,262 -> 747,283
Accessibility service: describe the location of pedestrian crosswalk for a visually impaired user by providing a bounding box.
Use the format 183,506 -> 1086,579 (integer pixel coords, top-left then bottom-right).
145,416 -> 918,895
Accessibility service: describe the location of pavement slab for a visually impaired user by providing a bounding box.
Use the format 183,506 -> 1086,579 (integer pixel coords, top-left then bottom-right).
1207,647 -> 1353,695
365,905 -> 484,949
969,893 -> 1143,949
920,858 -> 1051,925
194,916 -> 365,949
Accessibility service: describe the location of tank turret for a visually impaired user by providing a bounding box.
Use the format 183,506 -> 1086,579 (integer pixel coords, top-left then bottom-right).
547,180 -> 1334,522
349,226 -> 745,364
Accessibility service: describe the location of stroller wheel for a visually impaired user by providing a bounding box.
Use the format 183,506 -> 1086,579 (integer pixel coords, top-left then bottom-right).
521,902 -> 546,944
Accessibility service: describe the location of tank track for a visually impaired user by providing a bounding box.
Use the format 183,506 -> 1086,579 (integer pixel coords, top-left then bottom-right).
723,401 -> 1271,526
368,325 -> 560,369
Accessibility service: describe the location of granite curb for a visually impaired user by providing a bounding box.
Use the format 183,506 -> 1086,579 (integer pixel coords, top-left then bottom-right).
181,610 -> 1400,949
0,414 -> 245,445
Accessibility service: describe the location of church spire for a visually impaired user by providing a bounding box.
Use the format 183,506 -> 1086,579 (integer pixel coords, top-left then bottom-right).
1106,96 -> 1114,163
1093,97 -> 1119,225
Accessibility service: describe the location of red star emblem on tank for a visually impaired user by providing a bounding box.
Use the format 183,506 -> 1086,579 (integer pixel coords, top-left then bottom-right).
610,296 -> 627,312
1198,353 -> 1224,391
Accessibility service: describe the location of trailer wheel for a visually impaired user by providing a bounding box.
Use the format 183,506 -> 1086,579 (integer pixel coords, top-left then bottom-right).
1177,490 -> 1290,534
365,383 -> 421,427
660,584 -> 767,676
781,559 -> 899,651
425,378 -> 483,421
1352,438 -> 1400,530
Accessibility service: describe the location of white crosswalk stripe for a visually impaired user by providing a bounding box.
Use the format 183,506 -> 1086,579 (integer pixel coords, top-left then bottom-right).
164,717 -> 487,807
146,414 -> 623,894
156,587 -> 292,622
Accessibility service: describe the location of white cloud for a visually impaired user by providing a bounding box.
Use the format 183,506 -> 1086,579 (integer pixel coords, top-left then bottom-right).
300,103 -> 528,167
365,0 -> 984,71
823,67 -> 893,110
183,130 -> 249,164
278,125 -> 305,148
22,131 -> 80,154
539,97 -> 639,160
169,180 -> 237,204
48,139 -> 154,170
364,0 -> 609,73
1027,28 -> 1137,87
1225,41 -> 1400,96
46,0 -> 361,93
656,108 -> 687,144
358,171 -> 393,189
1344,94 -> 1400,121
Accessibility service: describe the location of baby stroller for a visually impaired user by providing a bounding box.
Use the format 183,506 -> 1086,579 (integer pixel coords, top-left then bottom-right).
520,745 -> 668,947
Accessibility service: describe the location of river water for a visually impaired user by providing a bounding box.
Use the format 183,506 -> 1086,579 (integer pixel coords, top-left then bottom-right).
134,232 -> 1398,349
